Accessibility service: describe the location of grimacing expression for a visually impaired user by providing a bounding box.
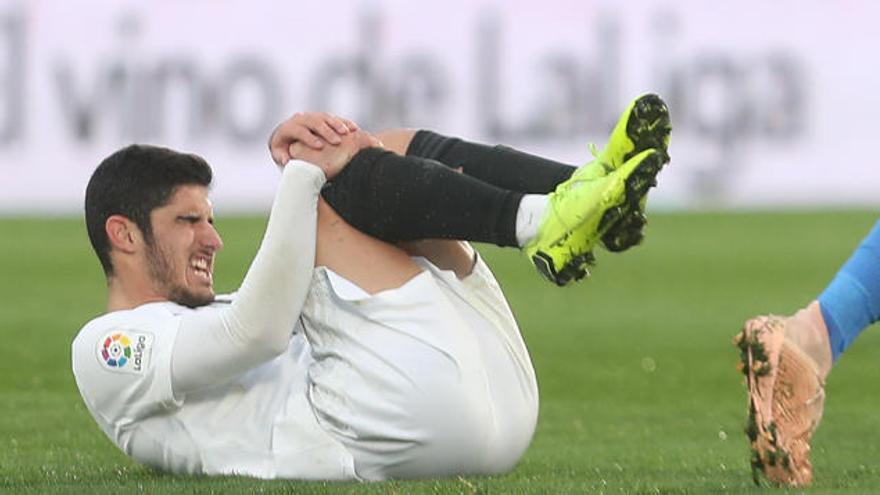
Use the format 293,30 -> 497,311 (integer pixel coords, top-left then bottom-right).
145,185 -> 223,307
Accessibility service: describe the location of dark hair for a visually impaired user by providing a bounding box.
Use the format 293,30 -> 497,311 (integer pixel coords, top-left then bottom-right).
85,144 -> 213,276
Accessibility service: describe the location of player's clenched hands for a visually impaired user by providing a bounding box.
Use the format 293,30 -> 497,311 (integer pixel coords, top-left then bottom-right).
268,112 -> 359,166
289,130 -> 382,179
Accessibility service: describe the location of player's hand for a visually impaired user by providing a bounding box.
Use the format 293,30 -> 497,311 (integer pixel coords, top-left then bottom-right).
268,112 -> 360,166
289,129 -> 382,179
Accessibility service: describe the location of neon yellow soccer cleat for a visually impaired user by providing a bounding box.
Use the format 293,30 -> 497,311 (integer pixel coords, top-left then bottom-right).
526,148 -> 667,286
577,93 -> 672,252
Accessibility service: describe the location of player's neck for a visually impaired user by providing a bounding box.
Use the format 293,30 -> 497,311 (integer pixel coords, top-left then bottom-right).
106,274 -> 168,312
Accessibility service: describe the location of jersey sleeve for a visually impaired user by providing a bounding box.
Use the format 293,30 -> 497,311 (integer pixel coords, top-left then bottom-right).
71,304 -> 183,431
170,161 -> 325,394
73,161 -> 325,440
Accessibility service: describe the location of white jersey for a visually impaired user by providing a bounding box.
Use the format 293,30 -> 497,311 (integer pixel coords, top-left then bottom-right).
72,256 -> 539,480
71,298 -> 355,479
71,160 -> 538,480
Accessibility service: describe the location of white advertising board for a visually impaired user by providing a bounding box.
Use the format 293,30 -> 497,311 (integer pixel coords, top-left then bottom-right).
0,0 -> 878,213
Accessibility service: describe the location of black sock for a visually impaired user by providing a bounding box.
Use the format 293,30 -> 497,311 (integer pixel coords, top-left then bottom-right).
320,147 -> 523,247
406,130 -> 576,194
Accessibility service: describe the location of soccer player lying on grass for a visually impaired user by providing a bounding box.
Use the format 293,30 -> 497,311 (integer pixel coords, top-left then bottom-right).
736,221 -> 880,486
73,95 -> 671,480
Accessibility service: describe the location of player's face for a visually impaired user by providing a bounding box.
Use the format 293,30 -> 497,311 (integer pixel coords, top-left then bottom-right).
145,185 -> 223,307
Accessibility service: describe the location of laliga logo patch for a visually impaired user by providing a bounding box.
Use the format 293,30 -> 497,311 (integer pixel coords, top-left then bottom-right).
97,331 -> 153,374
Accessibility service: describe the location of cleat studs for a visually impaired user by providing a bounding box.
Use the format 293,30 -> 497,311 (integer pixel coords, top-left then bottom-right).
531,253 -> 561,285
749,360 -> 771,376
780,451 -> 791,469
745,416 -> 759,441
750,450 -> 764,486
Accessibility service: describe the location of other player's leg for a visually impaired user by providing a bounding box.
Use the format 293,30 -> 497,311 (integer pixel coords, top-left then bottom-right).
735,219 -> 880,486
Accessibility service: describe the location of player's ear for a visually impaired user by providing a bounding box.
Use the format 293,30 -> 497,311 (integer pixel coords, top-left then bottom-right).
105,215 -> 142,254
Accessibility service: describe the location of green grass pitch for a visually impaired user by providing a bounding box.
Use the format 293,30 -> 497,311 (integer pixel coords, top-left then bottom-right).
2,211 -> 880,494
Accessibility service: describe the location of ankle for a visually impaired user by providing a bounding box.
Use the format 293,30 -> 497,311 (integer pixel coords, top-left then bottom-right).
786,301 -> 833,379
515,194 -> 549,247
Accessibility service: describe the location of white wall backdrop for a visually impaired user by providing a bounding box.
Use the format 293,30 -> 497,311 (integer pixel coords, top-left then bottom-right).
0,0 -> 878,213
